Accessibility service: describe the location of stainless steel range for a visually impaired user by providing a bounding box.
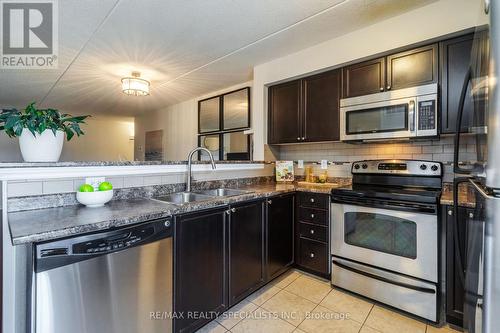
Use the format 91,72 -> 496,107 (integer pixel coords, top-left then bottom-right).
330,159 -> 442,322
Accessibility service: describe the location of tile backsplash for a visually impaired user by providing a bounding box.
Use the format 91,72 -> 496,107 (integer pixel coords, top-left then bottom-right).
278,135 -> 477,182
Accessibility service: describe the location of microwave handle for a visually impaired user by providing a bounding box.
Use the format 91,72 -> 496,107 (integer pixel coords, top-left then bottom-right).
409,100 -> 416,132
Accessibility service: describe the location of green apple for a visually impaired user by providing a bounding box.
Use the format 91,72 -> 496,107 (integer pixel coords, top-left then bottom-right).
98,181 -> 113,191
79,184 -> 94,192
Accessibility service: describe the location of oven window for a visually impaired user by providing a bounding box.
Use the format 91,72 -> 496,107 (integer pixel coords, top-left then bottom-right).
344,212 -> 417,259
346,104 -> 408,135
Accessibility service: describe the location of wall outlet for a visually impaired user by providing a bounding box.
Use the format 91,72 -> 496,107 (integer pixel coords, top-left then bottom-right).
297,160 -> 304,169
321,160 -> 328,169
85,177 -> 105,191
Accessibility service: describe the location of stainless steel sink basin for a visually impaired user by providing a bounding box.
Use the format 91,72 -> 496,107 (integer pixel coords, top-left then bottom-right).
153,192 -> 215,205
194,188 -> 253,197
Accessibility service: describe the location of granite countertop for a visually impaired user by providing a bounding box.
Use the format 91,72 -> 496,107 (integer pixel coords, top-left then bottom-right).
440,182 -> 476,208
0,160 -> 270,168
9,182 -> 347,245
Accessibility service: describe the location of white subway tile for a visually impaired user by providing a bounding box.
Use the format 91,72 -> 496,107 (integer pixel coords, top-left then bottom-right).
8,181 -> 43,197
123,176 -> 144,188
143,175 -> 163,186
43,180 -> 74,194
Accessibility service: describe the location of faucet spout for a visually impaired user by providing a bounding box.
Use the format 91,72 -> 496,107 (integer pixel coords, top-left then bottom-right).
186,147 -> 217,192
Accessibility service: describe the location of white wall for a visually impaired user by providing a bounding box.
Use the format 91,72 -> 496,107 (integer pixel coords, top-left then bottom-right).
135,81 -> 252,161
251,0 -> 488,160
0,116 -> 134,162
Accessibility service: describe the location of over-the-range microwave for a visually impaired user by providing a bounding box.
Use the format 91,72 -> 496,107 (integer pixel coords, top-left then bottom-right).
340,83 -> 438,141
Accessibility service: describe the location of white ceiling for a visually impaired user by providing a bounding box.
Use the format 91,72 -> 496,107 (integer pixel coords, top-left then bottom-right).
0,0 -> 437,116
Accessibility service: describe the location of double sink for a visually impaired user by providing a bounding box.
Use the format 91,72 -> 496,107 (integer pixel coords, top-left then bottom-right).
154,188 -> 253,205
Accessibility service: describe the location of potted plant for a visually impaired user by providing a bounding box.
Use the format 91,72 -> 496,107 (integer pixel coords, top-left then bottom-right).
0,102 -> 90,162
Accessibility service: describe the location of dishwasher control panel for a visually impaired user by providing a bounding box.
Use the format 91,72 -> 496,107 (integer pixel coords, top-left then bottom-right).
73,226 -> 155,254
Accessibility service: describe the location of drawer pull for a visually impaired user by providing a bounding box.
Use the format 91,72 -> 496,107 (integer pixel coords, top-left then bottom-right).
310,229 -> 315,234
310,198 -> 315,203
469,212 -> 474,218
309,253 -> 315,258
311,214 -> 315,219
448,210 -> 453,216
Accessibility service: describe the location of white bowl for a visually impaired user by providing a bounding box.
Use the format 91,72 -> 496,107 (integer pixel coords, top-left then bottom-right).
76,190 -> 113,208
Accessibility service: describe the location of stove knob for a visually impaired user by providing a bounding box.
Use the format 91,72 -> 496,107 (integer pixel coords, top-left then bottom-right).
431,164 -> 438,171
362,163 -> 368,169
420,164 -> 427,170
354,164 -> 360,170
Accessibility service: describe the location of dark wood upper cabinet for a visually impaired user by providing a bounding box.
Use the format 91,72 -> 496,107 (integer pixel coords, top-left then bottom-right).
386,44 -> 438,91
268,80 -> 302,144
228,200 -> 265,306
440,33 -> 483,134
266,194 -> 295,280
268,69 -> 341,144
303,69 -> 341,142
174,209 -> 227,333
342,57 -> 385,98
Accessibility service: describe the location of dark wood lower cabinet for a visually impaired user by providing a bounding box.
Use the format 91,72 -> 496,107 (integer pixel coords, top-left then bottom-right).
445,205 -> 471,327
228,200 -> 265,306
295,192 -> 330,278
174,208 -> 228,333
266,194 -> 295,280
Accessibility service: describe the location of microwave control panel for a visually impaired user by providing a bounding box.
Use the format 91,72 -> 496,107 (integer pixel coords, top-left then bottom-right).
418,100 -> 436,131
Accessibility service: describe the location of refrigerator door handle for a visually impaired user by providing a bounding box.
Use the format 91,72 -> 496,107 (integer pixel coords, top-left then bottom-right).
469,178 -> 499,200
453,177 -> 472,286
454,68 -> 472,174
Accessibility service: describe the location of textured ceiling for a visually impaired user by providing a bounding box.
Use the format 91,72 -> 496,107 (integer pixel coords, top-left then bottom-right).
0,0 -> 437,116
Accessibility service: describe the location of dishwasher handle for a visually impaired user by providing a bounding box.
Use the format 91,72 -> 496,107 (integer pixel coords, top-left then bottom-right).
35,217 -> 173,273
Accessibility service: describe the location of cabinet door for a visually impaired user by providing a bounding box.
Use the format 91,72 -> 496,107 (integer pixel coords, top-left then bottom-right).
445,205 -> 468,327
386,44 -> 438,91
440,34 -> 476,134
268,80 -> 302,144
266,194 -> 295,280
174,209 -> 227,333
303,69 -> 341,142
228,200 -> 265,306
342,57 -> 385,98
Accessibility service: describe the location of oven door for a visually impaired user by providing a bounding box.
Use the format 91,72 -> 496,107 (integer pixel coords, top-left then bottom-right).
340,97 -> 416,141
331,203 -> 438,282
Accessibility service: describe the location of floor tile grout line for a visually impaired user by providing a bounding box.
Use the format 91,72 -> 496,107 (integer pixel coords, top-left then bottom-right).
359,304 -> 375,332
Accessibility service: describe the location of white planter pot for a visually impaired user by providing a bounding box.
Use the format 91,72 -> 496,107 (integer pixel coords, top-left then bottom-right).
19,129 -> 64,162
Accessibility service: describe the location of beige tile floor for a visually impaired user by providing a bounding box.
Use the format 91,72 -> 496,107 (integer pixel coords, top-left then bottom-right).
195,270 -> 461,333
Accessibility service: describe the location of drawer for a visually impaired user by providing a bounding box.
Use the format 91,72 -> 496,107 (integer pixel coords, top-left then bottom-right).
298,192 -> 329,210
298,207 -> 328,225
298,222 -> 327,243
297,238 -> 328,274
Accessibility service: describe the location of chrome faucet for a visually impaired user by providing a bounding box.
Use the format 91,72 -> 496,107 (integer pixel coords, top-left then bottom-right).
186,147 -> 216,192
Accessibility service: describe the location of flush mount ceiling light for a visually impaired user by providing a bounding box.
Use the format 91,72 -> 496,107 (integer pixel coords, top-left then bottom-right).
121,71 -> 150,96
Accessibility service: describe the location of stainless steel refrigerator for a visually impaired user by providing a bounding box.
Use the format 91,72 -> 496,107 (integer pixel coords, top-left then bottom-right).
452,1 -> 500,332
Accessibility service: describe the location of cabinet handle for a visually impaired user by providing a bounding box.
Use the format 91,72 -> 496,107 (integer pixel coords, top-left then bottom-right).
231,208 -> 236,213
225,210 -> 231,215
297,137 -> 301,141
386,85 -> 391,90
311,214 -> 315,219
310,253 -> 315,258
310,198 -> 315,203
301,137 -> 305,141
268,200 -> 272,205
448,210 -> 453,216
310,229 -> 315,235
469,212 -> 474,218
380,87 -> 384,92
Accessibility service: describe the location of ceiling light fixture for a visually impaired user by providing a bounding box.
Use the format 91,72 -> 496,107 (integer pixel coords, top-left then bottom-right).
121,71 -> 150,96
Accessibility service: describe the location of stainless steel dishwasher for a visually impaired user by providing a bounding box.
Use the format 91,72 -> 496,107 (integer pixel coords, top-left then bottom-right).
34,218 -> 173,333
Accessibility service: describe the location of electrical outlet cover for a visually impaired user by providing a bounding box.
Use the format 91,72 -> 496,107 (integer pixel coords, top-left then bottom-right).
298,160 -> 304,169
85,177 -> 105,191
321,160 -> 328,169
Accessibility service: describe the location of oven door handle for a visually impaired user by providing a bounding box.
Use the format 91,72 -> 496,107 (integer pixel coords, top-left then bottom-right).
332,260 -> 436,294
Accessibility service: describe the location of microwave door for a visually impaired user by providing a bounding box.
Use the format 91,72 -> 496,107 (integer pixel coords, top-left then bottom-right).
341,98 -> 414,141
